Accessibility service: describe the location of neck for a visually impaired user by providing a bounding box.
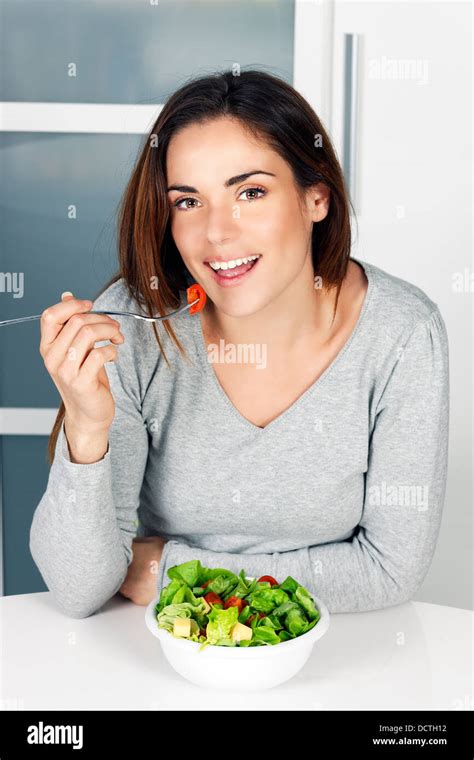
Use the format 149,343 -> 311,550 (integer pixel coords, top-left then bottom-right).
201,255 -> 349,353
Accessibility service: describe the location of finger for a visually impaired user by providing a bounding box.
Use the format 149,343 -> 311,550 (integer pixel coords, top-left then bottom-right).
76,343 -> 119,387
44,313 -> 122,374
40,291 -> 94,351
56,322 -> 123,382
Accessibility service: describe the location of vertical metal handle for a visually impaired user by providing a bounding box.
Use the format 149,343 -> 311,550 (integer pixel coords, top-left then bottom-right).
343,33 -> 361,213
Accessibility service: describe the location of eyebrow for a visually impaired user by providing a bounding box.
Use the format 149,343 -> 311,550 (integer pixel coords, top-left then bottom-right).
166,170 -> 276,193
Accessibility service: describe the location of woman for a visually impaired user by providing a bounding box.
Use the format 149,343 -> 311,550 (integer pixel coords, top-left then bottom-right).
30,69 -> 449,618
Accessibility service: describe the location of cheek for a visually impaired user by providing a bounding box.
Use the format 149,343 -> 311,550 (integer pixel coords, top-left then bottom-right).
169,213 -> 183,241
169,214 -> 200,256
258,199 -> 306,259
259,194 -> 299,235
250,199 -> 287,246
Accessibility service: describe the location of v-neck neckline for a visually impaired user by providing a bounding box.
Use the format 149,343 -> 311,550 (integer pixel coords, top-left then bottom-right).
189,256 -> 376,435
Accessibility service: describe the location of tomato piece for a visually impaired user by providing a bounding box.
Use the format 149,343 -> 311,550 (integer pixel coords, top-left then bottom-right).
247,611 -> 265,624
257,575 -> 279,586
201,580 -> 212,589
223,595 -> 246,612
204,591 -> 223,606
186,284 -> 207,314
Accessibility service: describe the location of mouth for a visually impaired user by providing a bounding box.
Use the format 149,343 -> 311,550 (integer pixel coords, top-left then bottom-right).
204,255 -> 262,287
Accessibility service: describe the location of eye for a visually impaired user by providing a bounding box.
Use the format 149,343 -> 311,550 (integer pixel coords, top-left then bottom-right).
237,186 -> 267,202
172,186 -> 267,211
172,196 -> 202,211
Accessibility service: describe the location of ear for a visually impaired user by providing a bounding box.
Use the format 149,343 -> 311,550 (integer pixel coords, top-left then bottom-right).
305,182 -> 331,223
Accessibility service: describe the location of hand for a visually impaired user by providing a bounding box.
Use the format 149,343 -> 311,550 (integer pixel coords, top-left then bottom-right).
119,536 -> 167,606
39,291 -> 125,437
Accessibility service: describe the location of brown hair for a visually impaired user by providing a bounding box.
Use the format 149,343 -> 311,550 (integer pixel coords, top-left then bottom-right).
47,67 -> 354,465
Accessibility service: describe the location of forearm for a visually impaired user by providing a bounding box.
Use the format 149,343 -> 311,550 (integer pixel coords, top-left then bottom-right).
156,536 -> 417,615
64,416 -> 110,464
30,424 -> 129,618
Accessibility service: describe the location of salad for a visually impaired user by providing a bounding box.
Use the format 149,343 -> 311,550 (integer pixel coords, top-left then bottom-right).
154,559 -> 321,651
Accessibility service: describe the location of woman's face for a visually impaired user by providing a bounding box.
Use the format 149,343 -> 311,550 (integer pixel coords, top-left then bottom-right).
166,116 -> 328,317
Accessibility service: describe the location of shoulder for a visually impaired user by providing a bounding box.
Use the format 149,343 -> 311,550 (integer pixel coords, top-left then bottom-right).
360,260 -> 449,400
92,277 -> 139,312
362,258 -> 446,339
90,279 -> 163,387
91,279 -> 153,343
357,260 -> 449,399
359,262 -> 450,420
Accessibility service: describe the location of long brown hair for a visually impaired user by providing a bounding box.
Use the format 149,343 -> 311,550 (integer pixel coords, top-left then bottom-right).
47,67 -> 354,464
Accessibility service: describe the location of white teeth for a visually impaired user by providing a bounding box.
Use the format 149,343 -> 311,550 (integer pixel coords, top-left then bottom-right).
208,254 -> 260,271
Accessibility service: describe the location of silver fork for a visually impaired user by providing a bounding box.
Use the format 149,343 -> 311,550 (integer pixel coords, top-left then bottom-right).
0,299 -> 200,327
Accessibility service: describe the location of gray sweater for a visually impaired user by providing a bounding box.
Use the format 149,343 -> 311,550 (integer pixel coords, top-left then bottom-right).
30,257 -> 450,618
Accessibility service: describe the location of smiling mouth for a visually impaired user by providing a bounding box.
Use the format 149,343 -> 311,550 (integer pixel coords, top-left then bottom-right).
205,255 -> 261,281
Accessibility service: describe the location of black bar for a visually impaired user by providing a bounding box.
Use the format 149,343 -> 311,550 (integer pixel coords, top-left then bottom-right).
0,709 -> 472,756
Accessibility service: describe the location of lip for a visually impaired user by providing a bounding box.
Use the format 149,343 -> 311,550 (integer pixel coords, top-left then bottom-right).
203,255 -> 260,264
205,256 -> 261,288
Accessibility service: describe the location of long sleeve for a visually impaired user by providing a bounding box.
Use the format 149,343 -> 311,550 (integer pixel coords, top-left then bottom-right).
156,308 -> 450,614
29,288 -> 151,618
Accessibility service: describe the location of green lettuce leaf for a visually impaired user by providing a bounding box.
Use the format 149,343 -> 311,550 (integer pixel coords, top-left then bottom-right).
206,605 -> 239,645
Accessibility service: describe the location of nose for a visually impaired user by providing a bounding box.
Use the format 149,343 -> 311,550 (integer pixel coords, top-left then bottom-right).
206,203 -> 239,247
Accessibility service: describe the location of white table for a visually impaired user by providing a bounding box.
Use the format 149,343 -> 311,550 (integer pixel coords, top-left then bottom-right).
1,592 -> 472,710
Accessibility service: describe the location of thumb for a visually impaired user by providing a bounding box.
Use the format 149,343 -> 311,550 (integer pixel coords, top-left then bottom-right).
61,291 -> 74,301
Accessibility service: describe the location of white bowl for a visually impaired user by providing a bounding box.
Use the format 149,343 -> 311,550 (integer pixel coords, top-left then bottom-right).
145,578 -> 330,691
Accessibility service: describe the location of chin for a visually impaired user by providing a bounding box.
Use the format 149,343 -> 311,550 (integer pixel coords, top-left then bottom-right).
212,291 -> 272,320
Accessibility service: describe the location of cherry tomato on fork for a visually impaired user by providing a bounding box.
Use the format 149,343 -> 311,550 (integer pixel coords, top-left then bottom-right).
186,283 -> 207,314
